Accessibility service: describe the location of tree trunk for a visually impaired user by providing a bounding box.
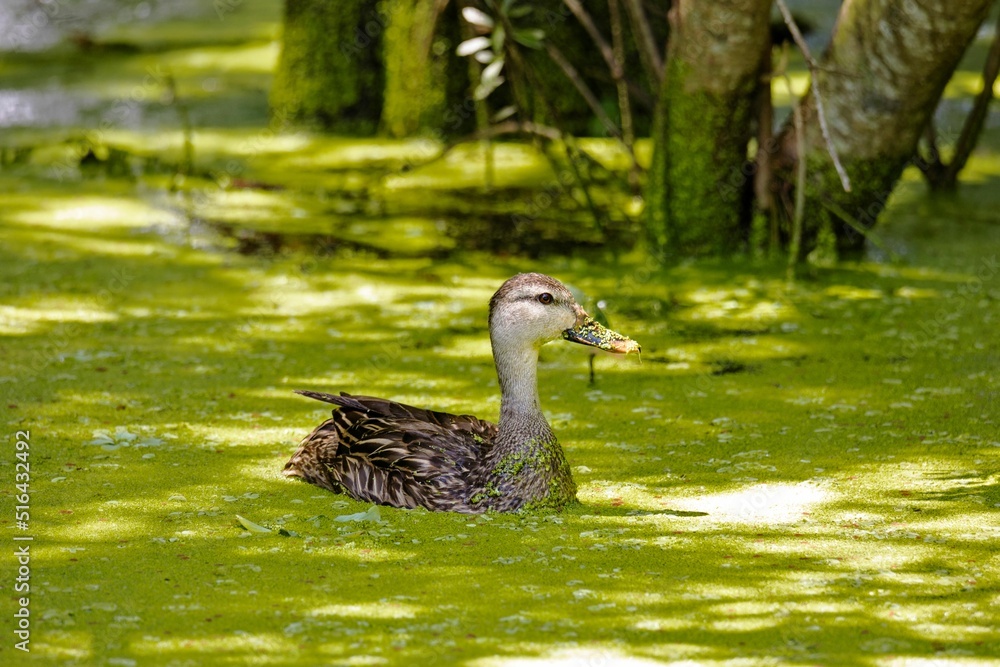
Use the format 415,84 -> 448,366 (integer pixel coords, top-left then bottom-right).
918,8 -> 1000,193
269,0 -> 383,133
646,0 -> 772,257
381,0 -> 470,138
774,0 -> 992,258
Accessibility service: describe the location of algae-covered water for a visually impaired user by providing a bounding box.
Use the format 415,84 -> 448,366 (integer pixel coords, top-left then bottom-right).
2,1 -> 1000,666
2,172 -> 998,666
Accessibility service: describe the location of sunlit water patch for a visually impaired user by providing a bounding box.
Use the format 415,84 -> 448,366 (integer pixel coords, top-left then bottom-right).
670,482 -> 831,525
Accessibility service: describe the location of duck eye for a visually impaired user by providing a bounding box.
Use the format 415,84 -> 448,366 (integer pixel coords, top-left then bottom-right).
537,293 -> 553,305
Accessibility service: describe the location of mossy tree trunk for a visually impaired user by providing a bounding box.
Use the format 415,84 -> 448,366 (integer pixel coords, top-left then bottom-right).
774,0 -> 992,258
269,0 -> 384,133
381,0 -> 454,138
646,0 -> 772,258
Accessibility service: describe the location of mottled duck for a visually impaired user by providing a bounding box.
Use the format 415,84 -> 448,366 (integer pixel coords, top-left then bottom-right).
284,273 -> 639,513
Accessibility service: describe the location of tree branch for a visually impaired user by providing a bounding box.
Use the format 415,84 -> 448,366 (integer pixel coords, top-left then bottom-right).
544,42 -> 622,141
776,0 -> 851,193
820,198 -> 901,262
609,0 -> 640,192
944,8 -> 1000,183
561,0 -> 623,81
462,120 -> 564,142
392,120 -> 563,175
621,0 -> 663,88
923,120 -> 942,166
785,54 -> 807,282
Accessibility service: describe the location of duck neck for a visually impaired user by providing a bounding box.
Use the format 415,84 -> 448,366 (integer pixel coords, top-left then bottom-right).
492,340 -> 553,449
475,329 -> 575,512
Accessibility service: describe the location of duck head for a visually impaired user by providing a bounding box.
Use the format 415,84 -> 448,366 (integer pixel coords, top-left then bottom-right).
488,273 -> 640,355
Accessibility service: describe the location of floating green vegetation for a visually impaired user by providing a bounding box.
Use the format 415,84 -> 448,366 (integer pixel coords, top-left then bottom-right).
1,162 -> 998,665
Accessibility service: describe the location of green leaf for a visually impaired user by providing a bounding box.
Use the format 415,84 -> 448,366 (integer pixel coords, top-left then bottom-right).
114,426 -> 138,442
235,514 -> 273,533
491,25 -> 506,53
334,505 -> 382,523
512,28 -> 545,49
508,5 -> 533,19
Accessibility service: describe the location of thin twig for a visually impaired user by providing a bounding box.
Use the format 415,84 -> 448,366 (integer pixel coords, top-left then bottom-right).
492,9 -> 535,125
820,199 -> 901,263
922,120 -> 942,167
943,7 -> 1000,183
768,46 -> 794,254
423,0 -> 452,56
787,103 -> 806,281
379,118 -> 620,212
753,24 -> 774,217
561,0 -> 622,80
784,47 -> 806,283
379,121 -> 561,177
164,72 -> 193,185
515,52 -> 613,233
491,5 -> 615,232
544,42 -> 622,141
775,0 -> 851,193
915,120 -> 947,184
609,0 -> 639,192
561,139 -> 607,234
464,120 -> 564,142
609,0 -> 632,146
621,0 -> 663,87
543,42 -> 644,174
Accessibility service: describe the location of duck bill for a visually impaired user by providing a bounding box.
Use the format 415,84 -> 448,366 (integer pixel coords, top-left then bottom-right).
563,318 -> 641,355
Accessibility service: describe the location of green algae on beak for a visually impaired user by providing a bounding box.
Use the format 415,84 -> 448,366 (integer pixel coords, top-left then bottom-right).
563,317 -> 641,354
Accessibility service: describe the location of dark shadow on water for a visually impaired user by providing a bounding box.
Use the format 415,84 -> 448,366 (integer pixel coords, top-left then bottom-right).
626,509 -> 711,518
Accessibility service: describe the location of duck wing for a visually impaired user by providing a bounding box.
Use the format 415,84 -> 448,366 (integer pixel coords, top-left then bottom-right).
300,391 -> 497,439
284,391 -> 498,511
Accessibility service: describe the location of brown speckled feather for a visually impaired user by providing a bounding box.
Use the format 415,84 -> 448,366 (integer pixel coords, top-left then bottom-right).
284,391 -> 498,512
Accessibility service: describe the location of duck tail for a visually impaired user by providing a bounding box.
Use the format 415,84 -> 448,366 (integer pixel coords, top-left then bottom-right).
282,438 -> 317,480
294,389 -> 352,406
284,405 -> 344,492
283,431 -> 341,492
